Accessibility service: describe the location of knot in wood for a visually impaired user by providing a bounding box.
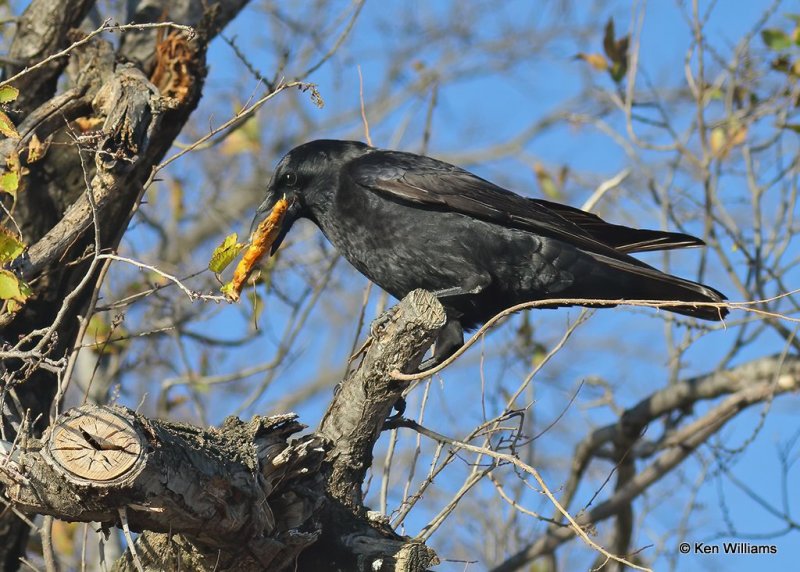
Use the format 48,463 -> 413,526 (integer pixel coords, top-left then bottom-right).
47,406 -> 143,483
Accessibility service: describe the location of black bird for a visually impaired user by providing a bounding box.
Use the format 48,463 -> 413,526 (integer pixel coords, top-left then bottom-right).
252,140 -> 727,368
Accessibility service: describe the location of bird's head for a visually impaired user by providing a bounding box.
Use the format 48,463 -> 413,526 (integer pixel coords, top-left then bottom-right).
250,139 -> 372,254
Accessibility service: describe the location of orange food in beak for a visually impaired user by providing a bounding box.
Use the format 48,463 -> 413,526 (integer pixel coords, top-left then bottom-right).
223,197 -> 288,302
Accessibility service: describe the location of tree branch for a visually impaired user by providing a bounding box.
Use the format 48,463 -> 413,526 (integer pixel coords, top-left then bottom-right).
319,289 -> 446,512
0,405 -> 326,570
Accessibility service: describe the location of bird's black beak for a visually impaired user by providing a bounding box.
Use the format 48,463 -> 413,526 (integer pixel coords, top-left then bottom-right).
249,194 -> 297,255
249,198 -> 271,236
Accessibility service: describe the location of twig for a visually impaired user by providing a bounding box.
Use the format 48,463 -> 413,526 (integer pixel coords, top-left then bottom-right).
391,291 -> 800,381
358,65 -> 372,146
41,515 -> 58,572
396,419 -> 651,572
118,507 -> 144,572
301,0 -> 366,77
0,20 -> 195,89
580,168 -> 630,212
95,253 -> 225,302
156,80 -> 315,173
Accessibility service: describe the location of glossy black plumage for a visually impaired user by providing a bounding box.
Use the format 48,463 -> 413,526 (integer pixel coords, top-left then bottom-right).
253,140 -> 727,366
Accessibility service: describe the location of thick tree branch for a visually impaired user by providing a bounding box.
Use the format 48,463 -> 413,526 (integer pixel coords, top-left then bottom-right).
1,291 -> 445,571
492,354 -> 800,572
0,1 -> 253,566
0,405 -> 326,570
4,0 -> 95,113
319,289 -> 446,512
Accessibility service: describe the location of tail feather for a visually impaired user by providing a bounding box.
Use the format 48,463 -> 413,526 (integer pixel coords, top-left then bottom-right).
592,253 -> 728,321
533,198 -> 705,253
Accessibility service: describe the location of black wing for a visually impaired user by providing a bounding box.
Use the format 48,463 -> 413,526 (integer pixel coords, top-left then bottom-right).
530,198 -> 704,253
349,150 -> 703,257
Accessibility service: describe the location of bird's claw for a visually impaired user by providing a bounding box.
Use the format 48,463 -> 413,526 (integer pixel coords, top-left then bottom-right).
383,396 -> 407,430
370,306 -> 399,339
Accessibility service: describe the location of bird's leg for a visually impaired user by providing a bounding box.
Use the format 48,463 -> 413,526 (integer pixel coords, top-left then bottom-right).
418,318 -> 464,371
385,394 -> 407,426
418,274 -> 488,371
390,320 -> 462,419
430,281 -> 485,300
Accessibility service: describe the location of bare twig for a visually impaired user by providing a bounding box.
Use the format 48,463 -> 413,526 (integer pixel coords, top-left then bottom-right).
0,20 -> 195,89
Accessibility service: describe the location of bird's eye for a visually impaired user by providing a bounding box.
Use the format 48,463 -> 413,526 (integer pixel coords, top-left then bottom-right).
282,172 -> 298,187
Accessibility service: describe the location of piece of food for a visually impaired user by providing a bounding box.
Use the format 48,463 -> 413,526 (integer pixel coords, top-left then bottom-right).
222,196 -> 288,302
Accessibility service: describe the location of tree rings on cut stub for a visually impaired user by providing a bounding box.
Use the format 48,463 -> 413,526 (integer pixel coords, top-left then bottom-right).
47,407 -> 143,482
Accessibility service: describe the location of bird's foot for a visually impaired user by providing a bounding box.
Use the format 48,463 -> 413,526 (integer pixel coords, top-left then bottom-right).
417,355 -> 442,372
370,306 -> 400,339
430,280 -> 486,301
347,337 -> 372,367
383,396 -> 407,429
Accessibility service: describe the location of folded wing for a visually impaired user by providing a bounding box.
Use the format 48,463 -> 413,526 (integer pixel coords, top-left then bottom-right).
349,150 -> 702,259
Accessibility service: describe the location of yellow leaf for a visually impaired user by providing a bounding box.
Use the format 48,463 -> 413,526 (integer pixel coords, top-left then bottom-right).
221,116 -> 261,156
533,162 -> 560,199
169,178 -> 184,220
710,127 -> 727,158
711,124 -> 747,159
0,109 -> 19,138
762,28 -> 792,51
602,18 -> 629,82
0,171 -> 18,198
27,133 -> 47,163
6,149 -> 20,172
575,53 -> 609,72
87,314 -> 111,344
86,314 -> 130,355
220,281 -> 238,301
50,521 -> 79,557
0,269 -> 32,303
729,125 -> 747,147
208,233 -> 244,273
73,117 -> 103,132
0,227 -> 24,263
0,85 -> 19,104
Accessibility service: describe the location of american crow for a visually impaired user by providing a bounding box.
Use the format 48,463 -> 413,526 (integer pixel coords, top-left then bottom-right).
252,140 -> 727,368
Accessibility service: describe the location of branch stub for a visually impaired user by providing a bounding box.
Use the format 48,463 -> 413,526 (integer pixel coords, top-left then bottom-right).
47,407 -> 144,482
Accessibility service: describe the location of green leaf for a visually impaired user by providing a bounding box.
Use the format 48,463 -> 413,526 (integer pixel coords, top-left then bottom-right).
782,123 -> 800,133
0,85 -> 19,104
208,233 -> 244,273
762,29 -> 792,51
706,87 -> 724,101
220,281 -> 238,301
0,109 -> 18,138
603,18 -> 617,60
610,60 -> 628,83
0,227 -> 24,263
86,314 -> 130,355
533,162 -> 561,199
0,268 -> 32,304
601,17 -> 629,83
0,171 -> 18,198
